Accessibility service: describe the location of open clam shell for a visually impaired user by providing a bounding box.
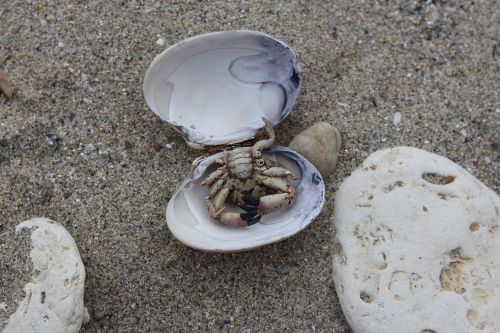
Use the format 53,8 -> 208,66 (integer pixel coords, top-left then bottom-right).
144,31 -> 325,251
166,147 -> 325,252
143,30 -> 301,149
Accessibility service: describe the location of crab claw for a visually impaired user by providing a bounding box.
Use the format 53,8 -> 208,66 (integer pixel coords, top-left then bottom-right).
258,176 -> 292,193
257,191 -> 294,214
207,189 -> 262,227
217,210 -> 262,227
239,210 -> 262,226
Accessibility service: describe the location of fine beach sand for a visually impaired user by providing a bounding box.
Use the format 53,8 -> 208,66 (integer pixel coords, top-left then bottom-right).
1,1 -> 498,332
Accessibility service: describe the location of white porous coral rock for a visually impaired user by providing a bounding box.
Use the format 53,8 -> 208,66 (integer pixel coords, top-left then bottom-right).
332,147 -> 500,333
3,218 -> 89,333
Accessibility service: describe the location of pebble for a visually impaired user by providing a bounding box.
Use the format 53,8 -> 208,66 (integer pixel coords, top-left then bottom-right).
84,143 -> 96,154
393,112 -> 401,126
156,38 -> 166,46
3,218 -> 89,333
0,153 -> 8,165
46,14 -> 56,22
332,147 -> 500,333
288,122 -> 342,178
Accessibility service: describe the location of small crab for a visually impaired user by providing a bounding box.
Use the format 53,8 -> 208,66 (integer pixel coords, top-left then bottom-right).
201,118 -> 295,227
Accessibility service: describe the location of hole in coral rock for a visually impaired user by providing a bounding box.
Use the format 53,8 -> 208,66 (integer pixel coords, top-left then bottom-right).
437,192 -> 457,200
439,248 -> 472,294
489,226 -> 498,234
467,309 -> 477,324
359,290 -> 372,303
420,330 -> 437,333
422,173 -> 455,185
40,291 -> 46,304
383,181 -> 405,193
469,222 -> 480,232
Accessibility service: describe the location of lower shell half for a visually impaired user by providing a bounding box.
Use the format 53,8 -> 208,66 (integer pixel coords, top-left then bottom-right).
166,146 -> 325,252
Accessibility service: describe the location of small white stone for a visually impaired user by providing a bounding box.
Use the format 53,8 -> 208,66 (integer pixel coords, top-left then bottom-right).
81,73 -> 88,82
484,156 -> 492,164
156,37 -> 165,46
84,143 -> 95,154
332,147 -> 500,333
393,112 -> 401,126
3,218 -> 89,333
57,41 -> 65,48
165,143 -> 173,149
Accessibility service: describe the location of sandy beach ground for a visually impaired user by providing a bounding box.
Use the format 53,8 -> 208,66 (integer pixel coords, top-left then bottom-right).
1,1 -> 498,332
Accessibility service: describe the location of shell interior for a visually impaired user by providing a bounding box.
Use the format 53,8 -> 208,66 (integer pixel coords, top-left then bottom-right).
166,147 -> 324,252
143,31 -> 301,148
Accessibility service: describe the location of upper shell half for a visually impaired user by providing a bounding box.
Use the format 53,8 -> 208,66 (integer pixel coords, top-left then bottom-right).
143,30 -> 301,149
166,147 -> 324,252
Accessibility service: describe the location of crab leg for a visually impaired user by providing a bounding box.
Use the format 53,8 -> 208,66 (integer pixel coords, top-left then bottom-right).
207,187 -> 229,216
201,167 -> 226,187
252,117 -> 275,156
192,156 -> 224,170
262,167 -> 294,178
206,177 -> 226,198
